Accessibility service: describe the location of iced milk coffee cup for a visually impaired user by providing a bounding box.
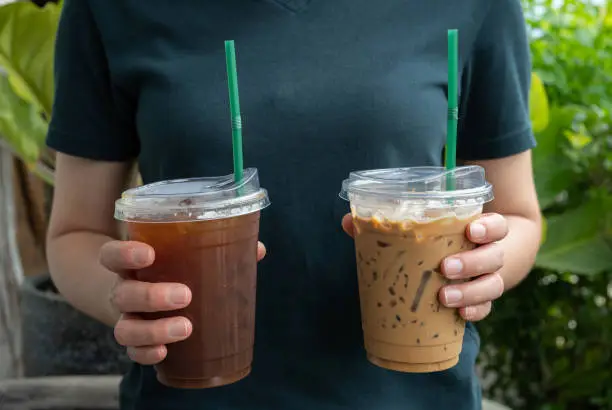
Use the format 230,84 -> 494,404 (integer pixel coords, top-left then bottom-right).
340,166 -> 493,372
114,168 -> 270,389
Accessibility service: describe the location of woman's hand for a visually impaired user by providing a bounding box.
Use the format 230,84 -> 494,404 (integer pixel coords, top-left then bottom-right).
437,213 -> 507,322
99,240 -> 267,365
342,212 -> 508,323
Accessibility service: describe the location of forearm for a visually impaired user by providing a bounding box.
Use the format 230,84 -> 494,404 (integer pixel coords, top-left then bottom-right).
47,232 -> 120,327
497,214 -> 542,290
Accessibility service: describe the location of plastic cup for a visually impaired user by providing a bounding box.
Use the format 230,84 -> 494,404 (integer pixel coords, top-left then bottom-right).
114,168 -> 270,389
340,166 -> 493,372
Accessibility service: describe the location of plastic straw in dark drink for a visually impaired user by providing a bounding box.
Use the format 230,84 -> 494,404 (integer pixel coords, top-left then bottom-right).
224,40 -> 244,183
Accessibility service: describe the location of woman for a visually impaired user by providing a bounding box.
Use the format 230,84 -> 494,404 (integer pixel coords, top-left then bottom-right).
46,0 -> 542,409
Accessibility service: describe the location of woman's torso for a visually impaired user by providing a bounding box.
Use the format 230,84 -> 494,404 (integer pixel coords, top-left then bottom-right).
88,0 -> 486,408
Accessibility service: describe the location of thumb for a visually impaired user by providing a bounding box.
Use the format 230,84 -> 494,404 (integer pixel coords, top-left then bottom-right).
257,241 -> 267,261
341,214 -> 355,238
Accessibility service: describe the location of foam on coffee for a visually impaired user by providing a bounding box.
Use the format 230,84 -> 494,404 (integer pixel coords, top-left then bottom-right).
350,199 -> 483,224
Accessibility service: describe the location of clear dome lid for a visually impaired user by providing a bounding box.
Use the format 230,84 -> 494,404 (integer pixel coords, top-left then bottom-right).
340,166 -> 493,206
115,168 -> 270,222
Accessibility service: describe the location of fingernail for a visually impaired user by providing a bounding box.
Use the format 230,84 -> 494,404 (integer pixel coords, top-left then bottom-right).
470,223 -> 486,240
444,258 -> 463,277
444,288 -> 463,306
169,286 -> 189,306
132,248 -> 151,265
169,320 -> 188,338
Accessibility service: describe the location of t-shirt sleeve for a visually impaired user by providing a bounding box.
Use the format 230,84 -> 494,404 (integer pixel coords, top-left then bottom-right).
46,0 -> 139,161
456,0 -> 536,161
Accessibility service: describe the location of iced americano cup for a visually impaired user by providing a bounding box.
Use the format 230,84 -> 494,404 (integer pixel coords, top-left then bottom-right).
340,166 -> 493,372
114,168 -> 270,388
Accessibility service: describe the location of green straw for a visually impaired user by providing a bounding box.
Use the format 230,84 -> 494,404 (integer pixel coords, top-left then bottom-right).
224,40 -> 244,183
445,29 -> 459,190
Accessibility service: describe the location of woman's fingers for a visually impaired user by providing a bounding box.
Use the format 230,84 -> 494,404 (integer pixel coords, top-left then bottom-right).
442,243 -> 504,280
439,272 -> 505,308
342,213 -> 355,238
101,240 -> 266,272
111,280 -> 192,313
459,302 -> 493,322
127,345 -> 168,365
466,213 -> 509,244
114,314 -> 192,348
99,240 -> 155,276
257,241 -> 267,261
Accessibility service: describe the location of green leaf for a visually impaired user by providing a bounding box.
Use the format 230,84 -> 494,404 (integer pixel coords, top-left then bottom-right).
0,74 -> 48,164
0,1 -> 61,117
532,106 -> 577,209
565,130 -> 592,149
600,2 -> 612,27
574,28 -> 595,48
540,217 -> 548,245
536,196 -> 612,275
530,72 -> 550,133
534,106 -> 577,159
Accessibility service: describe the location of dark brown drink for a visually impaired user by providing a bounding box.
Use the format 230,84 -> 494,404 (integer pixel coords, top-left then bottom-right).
114,168 -> 270,389
127,212 -> 260,388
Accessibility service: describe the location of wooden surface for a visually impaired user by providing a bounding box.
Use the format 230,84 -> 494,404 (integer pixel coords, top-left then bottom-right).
13,160 -> 48,277
0,375 -> 120,409
0,147 -> 24,379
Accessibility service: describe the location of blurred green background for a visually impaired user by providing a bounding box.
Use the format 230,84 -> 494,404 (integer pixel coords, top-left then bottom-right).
479,1 -> 612,409
0,0 -> 611,409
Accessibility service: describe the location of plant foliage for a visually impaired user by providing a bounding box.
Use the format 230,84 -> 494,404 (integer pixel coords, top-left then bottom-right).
478,1 -> 612,409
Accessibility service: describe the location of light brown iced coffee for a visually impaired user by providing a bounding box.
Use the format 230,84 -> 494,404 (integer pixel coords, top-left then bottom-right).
353,214 -> 478,372
340,166 -> 493,373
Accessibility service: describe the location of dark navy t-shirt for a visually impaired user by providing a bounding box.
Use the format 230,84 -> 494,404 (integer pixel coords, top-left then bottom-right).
47,1 -> 535,409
